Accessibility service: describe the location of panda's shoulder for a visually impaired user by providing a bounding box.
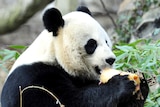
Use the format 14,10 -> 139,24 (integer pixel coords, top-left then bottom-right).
9,63 -> 69,82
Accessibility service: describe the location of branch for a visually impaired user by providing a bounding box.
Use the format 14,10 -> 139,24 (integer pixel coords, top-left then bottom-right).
19,86 -> 65,107
100,0 -> 117,28
0,0 -> 54,35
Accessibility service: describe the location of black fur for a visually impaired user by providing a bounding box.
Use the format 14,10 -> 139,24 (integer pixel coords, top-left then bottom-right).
43,6 -> 91,36
85,39 -> 97,54
77,6 -> 92,16
1,62 -> 149,107
43,8 -> 64,36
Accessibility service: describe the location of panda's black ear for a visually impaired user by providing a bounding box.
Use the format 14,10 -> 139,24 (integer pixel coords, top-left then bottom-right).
43,8 -> 64,36
77,6 -> 92,16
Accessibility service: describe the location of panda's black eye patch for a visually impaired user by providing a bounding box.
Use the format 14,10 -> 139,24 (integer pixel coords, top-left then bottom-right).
85,39 -> 97,54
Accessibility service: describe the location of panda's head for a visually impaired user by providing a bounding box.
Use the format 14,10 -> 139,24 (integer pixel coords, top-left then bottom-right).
9,7 -> 116,79
42,6 -> 116,79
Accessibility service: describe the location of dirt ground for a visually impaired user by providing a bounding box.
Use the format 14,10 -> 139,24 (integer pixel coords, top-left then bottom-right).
0,68 -> 7,107
0,70 -> 7,93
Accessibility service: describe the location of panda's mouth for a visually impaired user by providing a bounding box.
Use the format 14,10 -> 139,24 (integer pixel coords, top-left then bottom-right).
95,66 -> 101,74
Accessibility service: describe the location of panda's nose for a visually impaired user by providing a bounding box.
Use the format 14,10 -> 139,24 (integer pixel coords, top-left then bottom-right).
105,58 -> 115,65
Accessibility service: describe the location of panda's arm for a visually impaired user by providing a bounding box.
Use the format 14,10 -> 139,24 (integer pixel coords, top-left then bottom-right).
59,74 -> 149,107
117,77 -> 149,107
54,74 -> 147,107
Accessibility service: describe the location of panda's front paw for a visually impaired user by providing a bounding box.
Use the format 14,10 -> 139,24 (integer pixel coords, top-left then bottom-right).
108,75 -> 136,101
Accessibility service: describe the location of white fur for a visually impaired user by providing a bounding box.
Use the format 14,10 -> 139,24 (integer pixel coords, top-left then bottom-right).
9,11 -> 116,80
9,30 -> 56,75
54,12 -> 116,79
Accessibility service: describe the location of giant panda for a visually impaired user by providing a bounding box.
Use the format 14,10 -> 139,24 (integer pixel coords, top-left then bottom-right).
1,6 -> 149,107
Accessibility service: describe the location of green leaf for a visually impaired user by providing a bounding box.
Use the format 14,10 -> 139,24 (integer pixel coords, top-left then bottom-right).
129,39 -> 144,47
145,99 -> 156,107
134,52 -> 141,62
15,52 -> 20,59
2,51 -> 16,61
114,63 -> 124,69
0,49 -> 19,61
157,75 -> 160,83
153,28 -> 160,36
157,97 -> 160,105
115,52 -> 128,62
127,52 -> 132,63
9,45 -> 27,50
115,45 -> 134,52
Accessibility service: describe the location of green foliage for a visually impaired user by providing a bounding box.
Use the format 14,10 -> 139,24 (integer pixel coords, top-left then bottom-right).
0,45 -> 27,61
113,39 -> 160,106
0,45 -> 27,72
145,88 -> 160,107
114,39 -> 160,74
